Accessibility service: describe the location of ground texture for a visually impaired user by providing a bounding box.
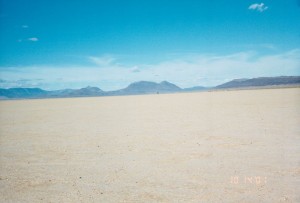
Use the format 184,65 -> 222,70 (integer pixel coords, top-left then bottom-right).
0,88 -> 299,202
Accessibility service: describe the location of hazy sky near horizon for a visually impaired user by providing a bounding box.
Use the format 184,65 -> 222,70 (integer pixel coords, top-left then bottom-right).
0,0 -> 300,90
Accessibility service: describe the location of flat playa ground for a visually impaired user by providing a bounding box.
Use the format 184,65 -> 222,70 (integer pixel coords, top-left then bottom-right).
0,88 -> 299,202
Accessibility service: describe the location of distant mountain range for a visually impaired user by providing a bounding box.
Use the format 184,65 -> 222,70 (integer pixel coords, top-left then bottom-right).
216,76 -> 300,89
0,76 -> 299,99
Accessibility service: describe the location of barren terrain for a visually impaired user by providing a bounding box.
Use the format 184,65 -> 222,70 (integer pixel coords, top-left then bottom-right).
0,88 -> 299,202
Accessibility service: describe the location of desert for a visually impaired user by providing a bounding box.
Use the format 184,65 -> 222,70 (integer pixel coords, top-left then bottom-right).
0,87 -> 299,202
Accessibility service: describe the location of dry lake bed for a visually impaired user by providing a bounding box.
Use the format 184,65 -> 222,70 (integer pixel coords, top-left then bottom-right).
0,88 -> 299,202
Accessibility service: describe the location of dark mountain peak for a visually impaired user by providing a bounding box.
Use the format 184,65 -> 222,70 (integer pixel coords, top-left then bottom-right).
216,76 -> 300,89
67,86 -> 104,96
159,81 -> 181,90
160,81 -> 171,84
80,86 -> 103,92
116,80 -> 181,95
125,81 -> 158,90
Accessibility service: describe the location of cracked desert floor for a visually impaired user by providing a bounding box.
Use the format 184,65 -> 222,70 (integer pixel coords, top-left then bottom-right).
0,88 -> 299,202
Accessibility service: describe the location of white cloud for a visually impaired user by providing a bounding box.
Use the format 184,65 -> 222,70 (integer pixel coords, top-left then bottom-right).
88,55 -> 116,66
0,50 -> 299,90
248,3 -> 268,12
130,66 -> 140,73
28,37 -> 38,42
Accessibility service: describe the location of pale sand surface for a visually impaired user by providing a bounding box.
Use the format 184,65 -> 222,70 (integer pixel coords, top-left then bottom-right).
0,88 -> 299,202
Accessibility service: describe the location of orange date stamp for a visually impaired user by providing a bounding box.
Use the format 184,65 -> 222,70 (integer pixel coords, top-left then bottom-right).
230,176 -> 267,185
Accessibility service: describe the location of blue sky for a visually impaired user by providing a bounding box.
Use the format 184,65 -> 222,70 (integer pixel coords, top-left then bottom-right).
0,0 -> 300,90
